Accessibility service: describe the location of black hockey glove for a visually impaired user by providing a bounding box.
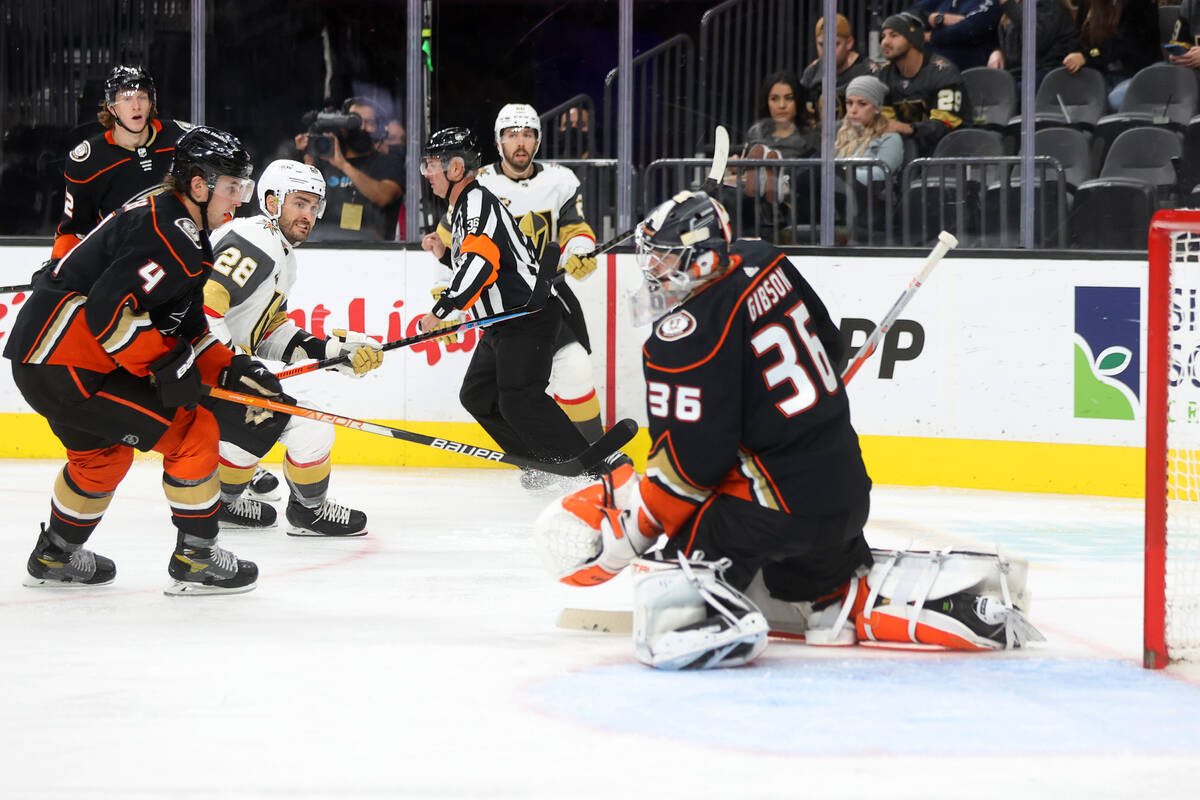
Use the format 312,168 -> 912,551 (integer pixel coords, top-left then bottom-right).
219,355 -> 284,426
149,340 -> 202,410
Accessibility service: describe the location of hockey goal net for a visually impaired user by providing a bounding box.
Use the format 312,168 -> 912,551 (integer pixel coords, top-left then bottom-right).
1146,210 -> 1200,668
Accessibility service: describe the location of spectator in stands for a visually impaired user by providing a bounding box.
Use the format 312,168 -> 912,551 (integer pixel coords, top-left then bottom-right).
800,13 -> 872,121
873,12 -> 968,157
987,0 -> 1080,93
740,71 -> 816,205
717,71 -> 813,240
1062,0 -> 1161,111
907,0 -> 1004,70
556,107 -> 591,158
1168,0 -> 1200,72
836,75 -> 904,185
294,96 -> 404,241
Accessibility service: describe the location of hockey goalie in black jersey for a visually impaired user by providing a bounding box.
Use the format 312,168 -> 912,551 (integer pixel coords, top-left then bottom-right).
533,191 -> 1042,668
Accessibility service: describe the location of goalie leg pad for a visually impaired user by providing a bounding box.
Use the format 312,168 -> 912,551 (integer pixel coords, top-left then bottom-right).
856,549 -> 1045,651
631,555 -> 768,670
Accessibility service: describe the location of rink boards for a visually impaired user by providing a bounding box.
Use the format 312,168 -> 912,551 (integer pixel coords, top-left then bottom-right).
0,243 -> 1149,496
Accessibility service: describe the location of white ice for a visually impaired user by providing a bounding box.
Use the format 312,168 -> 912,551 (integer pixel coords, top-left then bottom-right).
1,457 -> 1198,799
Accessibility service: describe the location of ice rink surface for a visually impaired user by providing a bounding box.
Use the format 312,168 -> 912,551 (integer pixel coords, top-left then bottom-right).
1,457 -> 1198,799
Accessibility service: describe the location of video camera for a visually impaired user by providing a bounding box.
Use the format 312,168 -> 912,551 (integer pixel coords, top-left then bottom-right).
301,110 -> 362,158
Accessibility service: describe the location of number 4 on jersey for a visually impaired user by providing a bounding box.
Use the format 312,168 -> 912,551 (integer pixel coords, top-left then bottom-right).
138,260 -> 165,293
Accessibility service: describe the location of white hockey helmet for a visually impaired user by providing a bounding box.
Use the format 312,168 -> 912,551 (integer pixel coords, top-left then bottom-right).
494,103 -> 541,156
257,159 -> 326,220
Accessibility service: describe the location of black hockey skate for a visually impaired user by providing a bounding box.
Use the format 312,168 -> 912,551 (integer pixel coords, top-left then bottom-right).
285,498 -> 367,537
929,593 -> 1007,645
245,466 -> 281,502
165,537 -> 257,596
218,495 -> 278,530
23,524 -> 116,587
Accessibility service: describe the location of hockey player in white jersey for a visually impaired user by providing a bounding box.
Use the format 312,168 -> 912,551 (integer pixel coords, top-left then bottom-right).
427,103 -> 627,488
205,159 -> 382,535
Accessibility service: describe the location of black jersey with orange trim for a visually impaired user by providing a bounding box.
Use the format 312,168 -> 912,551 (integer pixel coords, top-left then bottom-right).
637,238 -> 870,538
430,179 -> 547,320
4,191 -> 230,381
52,119 -> 191,259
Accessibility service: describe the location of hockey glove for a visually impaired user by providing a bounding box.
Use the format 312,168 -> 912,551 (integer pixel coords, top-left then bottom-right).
324,329 -> 384,376
219,354 -> 283,425
429,309 -> 465,345
149,339 -> 202,410
560,236 -> 597,280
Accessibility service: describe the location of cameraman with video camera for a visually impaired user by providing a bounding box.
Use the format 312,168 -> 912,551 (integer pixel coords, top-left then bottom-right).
293,96 -> 403,241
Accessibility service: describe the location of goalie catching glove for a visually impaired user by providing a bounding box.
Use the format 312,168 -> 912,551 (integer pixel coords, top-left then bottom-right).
560,235 -> 597,280
219,354 -> 283,425
533,463 -> 658,586
324,328 -> 383,376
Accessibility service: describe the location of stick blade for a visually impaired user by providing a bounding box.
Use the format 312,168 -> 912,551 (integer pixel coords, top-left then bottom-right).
556,608 -> 632,634
542,418 -> 639,477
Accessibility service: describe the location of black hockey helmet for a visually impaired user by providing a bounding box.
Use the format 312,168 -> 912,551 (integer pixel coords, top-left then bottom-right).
423,126 -> 481,173
170,125 -> 253,184
104,65 -> 156,107
169,126 -> 255,220
635,190 -> 733,291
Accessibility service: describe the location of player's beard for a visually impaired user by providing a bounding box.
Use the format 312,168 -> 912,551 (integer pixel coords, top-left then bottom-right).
281,215 -> 312,245
503,145 -> 532,173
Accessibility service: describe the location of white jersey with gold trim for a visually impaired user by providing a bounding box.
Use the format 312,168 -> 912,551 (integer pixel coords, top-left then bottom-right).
204,215 -> 301,359
476,161 -> 589,269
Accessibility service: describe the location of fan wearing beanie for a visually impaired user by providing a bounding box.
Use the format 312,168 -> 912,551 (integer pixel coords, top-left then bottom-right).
835,75 -> 903,186
871,11 -> 968,157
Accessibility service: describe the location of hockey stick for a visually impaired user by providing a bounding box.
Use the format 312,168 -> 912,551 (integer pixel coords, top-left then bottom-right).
275,268 -> 556,380
565,125 -> 730,265
839,230 -> 958,384
699,124 -> 730,196
206,385 -> 637,477
0,283 -> 33,295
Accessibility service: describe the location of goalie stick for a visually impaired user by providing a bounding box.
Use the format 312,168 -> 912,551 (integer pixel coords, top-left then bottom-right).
206,385 -> 637,477
840,230 -> 958,383
555,228 -> 958,634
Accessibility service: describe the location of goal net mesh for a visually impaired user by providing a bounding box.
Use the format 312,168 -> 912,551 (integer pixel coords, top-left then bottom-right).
1162,228 -> 1200,662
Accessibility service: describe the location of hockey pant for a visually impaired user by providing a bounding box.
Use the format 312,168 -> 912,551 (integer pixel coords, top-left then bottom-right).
459,301 -> 589,464
657,491 -> 874,603
10,362 -> 223,544
219,407 -> 335,508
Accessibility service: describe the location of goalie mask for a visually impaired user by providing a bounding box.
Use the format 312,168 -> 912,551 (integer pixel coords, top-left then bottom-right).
494,103 -> 541,158
257,159 -> 326,221
629,190 -> 732,324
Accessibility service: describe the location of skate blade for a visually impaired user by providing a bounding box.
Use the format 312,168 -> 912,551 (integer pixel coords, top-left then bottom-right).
285,525 -> 369,537
218,521 -> 279,532
163,580 -> 257,597
244,488 -> 281,503
22,575 -> 114,588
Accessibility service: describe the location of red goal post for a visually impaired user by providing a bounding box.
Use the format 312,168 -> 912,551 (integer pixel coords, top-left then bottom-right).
1146,209 -> 1200,668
